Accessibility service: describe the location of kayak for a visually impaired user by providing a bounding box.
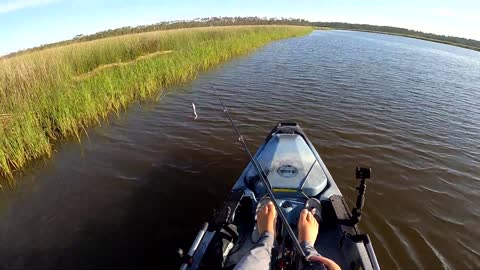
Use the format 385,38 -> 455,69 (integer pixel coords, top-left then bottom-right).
179,122 -> 380,270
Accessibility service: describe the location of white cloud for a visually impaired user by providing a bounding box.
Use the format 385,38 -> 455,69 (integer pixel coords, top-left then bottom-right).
0,0 -> 59,14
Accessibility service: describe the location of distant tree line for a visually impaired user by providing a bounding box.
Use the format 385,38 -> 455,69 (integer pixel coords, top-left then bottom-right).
313,22 -> 480,51
71,17 -> 310,42
6,17 -> 310,57
5,17 -> 479,57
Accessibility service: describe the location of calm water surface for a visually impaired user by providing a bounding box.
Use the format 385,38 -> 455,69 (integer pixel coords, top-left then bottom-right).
1,30 -> 479,269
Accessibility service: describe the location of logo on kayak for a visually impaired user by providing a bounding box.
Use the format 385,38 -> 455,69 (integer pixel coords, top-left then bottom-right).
277,165 -> 298,178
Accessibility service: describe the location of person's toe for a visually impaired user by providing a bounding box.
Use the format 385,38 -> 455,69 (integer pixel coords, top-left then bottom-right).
267,201 -> 275,215
300,208 -> 308,220
260,205 -> 268,216
307,211 -> 314,222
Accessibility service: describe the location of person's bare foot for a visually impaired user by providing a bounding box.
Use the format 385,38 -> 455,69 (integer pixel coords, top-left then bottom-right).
257,201 -> 276,234
298,209 -> 319,243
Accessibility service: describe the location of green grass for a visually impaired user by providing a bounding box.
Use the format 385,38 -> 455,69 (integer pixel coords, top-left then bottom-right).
0,25 -> 313,183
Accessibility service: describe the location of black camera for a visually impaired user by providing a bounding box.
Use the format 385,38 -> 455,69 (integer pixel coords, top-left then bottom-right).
355,166 -> 371,180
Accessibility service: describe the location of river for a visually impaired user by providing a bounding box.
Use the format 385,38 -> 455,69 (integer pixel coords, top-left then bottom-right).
0,30 -> 479,269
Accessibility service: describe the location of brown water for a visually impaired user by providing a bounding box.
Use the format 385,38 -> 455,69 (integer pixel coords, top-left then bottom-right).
1,30 -> 479,269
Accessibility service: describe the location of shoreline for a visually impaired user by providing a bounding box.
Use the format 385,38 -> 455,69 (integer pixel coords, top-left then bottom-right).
349,29 -> 480,52
316,27 -> 480,52
0,26 -> 313,182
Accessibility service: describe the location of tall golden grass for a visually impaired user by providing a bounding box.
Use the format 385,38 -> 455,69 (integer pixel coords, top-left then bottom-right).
0,25 -> 312,181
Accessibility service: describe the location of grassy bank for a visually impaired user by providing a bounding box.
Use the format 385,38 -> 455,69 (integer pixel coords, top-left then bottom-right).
0,25 -> 313,182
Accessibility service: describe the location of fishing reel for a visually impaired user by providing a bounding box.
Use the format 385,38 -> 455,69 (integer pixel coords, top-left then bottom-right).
273,242 -> 307,270
272,220 -> 313,270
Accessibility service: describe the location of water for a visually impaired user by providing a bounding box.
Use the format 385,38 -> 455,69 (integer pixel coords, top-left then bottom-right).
1,30 -> 479,269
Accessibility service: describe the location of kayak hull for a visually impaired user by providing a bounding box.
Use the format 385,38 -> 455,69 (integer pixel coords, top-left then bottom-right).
183,123 -> 380,270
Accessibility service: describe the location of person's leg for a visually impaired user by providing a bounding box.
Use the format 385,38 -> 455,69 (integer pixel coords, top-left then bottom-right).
298,209 -> 341,270
234,201 -> 276,270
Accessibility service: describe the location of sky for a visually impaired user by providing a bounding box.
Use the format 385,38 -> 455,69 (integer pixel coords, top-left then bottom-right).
1,0 -> 480,55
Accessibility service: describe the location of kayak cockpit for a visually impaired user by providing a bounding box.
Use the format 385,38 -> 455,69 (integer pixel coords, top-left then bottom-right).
180,123 -> 380,270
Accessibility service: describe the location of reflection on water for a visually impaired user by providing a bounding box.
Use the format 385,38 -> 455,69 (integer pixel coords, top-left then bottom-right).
0,30 -> 479,269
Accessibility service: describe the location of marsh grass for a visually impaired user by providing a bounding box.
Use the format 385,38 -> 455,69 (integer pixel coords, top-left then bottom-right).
0,25 -> 312,181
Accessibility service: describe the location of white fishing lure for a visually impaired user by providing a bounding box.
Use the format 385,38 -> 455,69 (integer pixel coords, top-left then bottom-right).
192,103 -> 198,119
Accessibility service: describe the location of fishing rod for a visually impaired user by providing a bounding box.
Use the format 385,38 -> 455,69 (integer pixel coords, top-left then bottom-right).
215,90 -> 307,260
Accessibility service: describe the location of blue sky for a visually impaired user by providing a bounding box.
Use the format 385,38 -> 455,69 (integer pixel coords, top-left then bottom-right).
1,0 -> 479,55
